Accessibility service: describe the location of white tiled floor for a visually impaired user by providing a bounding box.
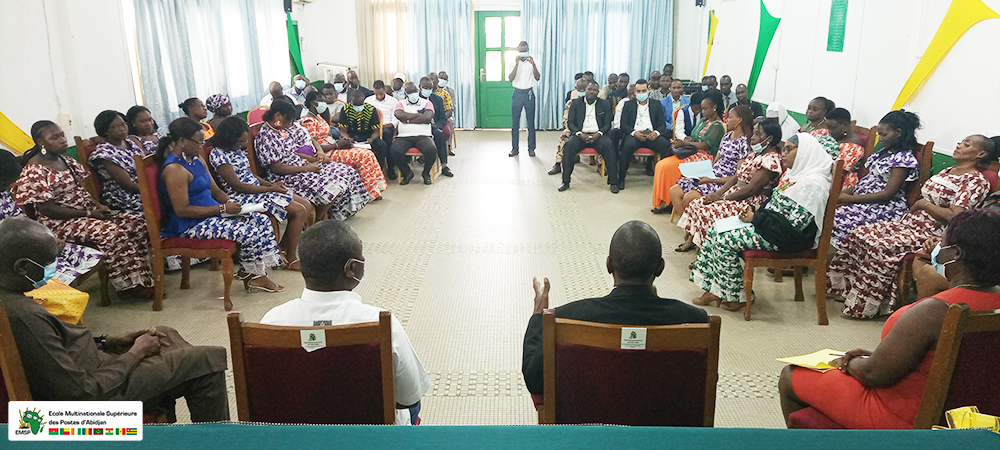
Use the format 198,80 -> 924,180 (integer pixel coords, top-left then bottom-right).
78,130 -> 888,427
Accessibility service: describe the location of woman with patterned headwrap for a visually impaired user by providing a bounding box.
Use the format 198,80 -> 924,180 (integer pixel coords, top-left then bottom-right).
205,94 -> 233,131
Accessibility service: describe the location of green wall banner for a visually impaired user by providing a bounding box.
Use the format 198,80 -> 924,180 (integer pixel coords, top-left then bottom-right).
747,0 -> 781,97
286,12 -> 304,77
827,0 -> 849,52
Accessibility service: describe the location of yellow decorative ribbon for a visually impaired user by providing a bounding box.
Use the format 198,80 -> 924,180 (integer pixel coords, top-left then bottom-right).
0,110 -> 34,154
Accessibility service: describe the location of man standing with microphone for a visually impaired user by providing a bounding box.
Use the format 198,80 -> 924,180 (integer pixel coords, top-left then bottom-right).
508,41 -> 540,157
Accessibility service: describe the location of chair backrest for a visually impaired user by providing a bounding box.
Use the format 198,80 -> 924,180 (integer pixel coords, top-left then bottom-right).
815,159 -> 846,263
541,311 -> 722,426
133,154 -> 164,251
914,303 -> 1000,428
74,135 -> 105,202
247,106 -> 268,126
227,311 -> 396,425
851,125 -> 877,162
907,141 -> 936,205
246,122 -> 264,177
0,300 -> 33,424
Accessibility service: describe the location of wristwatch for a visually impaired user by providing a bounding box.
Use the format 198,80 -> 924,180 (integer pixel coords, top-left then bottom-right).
94,334 -> 108,351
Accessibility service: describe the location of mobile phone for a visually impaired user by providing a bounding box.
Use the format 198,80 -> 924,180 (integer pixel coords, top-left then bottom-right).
643,128 -> 652,134
106,209 -> 121,217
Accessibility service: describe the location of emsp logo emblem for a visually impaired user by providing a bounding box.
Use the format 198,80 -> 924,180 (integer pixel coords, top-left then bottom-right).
17,408 -> 46,435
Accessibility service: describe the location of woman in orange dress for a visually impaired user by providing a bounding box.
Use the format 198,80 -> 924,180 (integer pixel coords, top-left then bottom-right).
814,108 -> 865,190
300,91 -> 387,199
180,97 -> 215,139
778,209 -> 1000,428
650,91 -> 724,213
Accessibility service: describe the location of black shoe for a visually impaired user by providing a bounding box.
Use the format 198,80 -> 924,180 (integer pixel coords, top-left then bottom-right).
528,149 -> 536,157
422,173 -> 432,185
416,156 -> 425,164
441,167 -> 454,177
386,170 -> 397,181
651,204 -> 673,214
449,150 -> 456,156
548,163 -> 561,175
400,171 -> 415,185
509,150 -> 519,157
645,166 -> 655,176
618,180 -> 625,190
610,184 -> 620,194
558,183 -> 570,192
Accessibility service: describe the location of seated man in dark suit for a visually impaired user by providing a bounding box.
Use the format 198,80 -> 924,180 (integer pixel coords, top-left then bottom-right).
560,81 -> 619,193
617,78 -> 671,186
521,220 -> 709,395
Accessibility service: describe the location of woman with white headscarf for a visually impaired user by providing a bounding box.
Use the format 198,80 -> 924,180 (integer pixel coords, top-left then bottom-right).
690,133 -> 834,311
766,102 -> 802,145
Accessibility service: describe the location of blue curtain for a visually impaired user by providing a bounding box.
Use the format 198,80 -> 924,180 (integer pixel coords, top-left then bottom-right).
134,0 -> 289,130
408,0 -> 476,128
522,0 -> 674,129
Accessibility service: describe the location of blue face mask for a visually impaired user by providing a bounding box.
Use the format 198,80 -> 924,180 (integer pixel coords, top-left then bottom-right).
420,88 -> 433,98
353,104 -> 365,112
294,79 -> 307,90
931,244 -> 956,277
316,102 -> 328,114
407,92 -> 420,104
636,92 -> 649,102
25,258 -> 57,289
334,82 -> 345,92
701,85 -> 708,91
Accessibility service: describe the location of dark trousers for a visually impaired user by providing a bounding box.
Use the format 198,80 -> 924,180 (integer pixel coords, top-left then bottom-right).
144,371 -> 230,423
350,131 -> 389,170
619,135 -> 673,181
562,134 -> 618,185
389,135 -> 437,176
432,127 -> 448,164
511,88 -> 536,152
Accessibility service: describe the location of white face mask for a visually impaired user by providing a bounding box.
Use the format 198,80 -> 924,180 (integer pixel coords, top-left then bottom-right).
334,82 -> 345,92
353,104 -> 365,112
407,92 -> 420,104
316,102 -> 328,114
345,258 -> 365,283
519,51 -> 529,58
438,79 -> 448,88
294,79 -> 307,90
420,88 -> 433,98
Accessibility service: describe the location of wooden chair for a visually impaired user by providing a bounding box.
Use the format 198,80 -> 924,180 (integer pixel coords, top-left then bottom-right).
133,154 -> 237,311
247,106 -> 268,125
741,160 -> 845,325
227,310 -> 396,425
914,303 -> 1000,428
396,148 -> 438,184
539,311 -> 721,426
851,125 -> 878,161
0,300 -> 168,423
577,148 -> 606,184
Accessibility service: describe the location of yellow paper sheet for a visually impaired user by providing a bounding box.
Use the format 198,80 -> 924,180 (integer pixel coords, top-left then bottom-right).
776,348 -> 846,373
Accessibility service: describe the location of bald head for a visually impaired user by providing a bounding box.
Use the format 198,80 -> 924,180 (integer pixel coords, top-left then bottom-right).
0,217 -> 59,292
608,221 -> 664,282
298,220 -> 362,289
268,81 -> 282,97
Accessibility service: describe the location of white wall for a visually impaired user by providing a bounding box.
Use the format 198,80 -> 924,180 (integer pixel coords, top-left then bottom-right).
0,0 -> 136,146
289,0 -> 359,84
673,0 -> 1000,155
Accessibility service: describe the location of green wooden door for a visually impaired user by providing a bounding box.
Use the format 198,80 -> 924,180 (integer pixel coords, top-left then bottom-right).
475,11 -> 521,129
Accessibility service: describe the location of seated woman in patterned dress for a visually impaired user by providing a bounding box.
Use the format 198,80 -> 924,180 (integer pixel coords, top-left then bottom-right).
649,91 -> 721,212
830,110 -> 921,249
780,209 -> 1000,429
254,100 -> 372,221
210,117 -> 311,271
300,90 -> 387,199
831,134 -> 997,319
1,150 -> 101,286
179,97 -> 214,139
88,110 -> 153,213
798,97 -> 835,133
126,105 -> 161,153
675,119 -> 785,251
156,118 -> 283,307
15,121 -> 154,298
691,133 -> 833,311
663,105 -> 754,217
817,108 -> 866,190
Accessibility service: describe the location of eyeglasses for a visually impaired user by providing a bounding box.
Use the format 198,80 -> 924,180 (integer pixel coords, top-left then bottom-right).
185,137 -> 206,146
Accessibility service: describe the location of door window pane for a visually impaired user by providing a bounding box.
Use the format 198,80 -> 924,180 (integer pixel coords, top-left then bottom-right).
485,17 -> 501,48
504,16 -> 521,48
486,51 -> 501,81
505,50 -> 519,71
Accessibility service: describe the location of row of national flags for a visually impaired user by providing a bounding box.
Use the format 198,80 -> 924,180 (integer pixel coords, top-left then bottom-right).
48,428 -> 137,436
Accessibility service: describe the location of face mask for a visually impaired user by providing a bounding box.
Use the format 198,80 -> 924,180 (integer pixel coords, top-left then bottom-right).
345,258 -> 365,283
316,102 -> 328,114
353,104 -> 365,112
577,88 -> 586,93
751,142 -> 765,154
438,79 -> 448,88
931,244 -> 957,277
420,88 -> 433,98
519,51 -> 529,58
294,79 -> 307,90
407,92 -> 420,104
701,85 -> 708,91
25,258 -> 57,289
636,92 -> 649,102
334,83 -> 345,92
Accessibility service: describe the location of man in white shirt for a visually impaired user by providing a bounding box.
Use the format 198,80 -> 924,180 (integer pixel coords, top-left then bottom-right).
391,72 -> 407,100
560,81 -> 619,193
617,79 -> 671,185
284,74 -> 309,105
390,81 -> 438,185
260,220 -> 431,426
365,79 -> 397,148
260,81 -> 295,107
332,73 -> 350,103
507,41 -> 540,157
672,90 -> 704,141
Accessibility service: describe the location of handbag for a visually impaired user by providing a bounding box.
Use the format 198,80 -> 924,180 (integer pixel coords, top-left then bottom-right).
673,144 -> 698,159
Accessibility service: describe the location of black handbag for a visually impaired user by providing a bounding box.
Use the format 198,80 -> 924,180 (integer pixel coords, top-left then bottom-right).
673,144 -> 698,159
751,207 -> 818,253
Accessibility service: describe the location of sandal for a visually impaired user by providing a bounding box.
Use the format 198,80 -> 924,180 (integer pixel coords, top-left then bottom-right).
284,259 -> 301,271
692,291 -> 722,307
675,241 -> 696,253
244,275 -> 285,293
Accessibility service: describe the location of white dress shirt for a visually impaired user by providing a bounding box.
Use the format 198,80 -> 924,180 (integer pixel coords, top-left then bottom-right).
365,94 -> 398,125
260,289 -> 432,425
507,58 -> 538,90
581,99 -> 599,133
392,98 -> 434,137
634,101 -> 653,132
613,98 -> 630,129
